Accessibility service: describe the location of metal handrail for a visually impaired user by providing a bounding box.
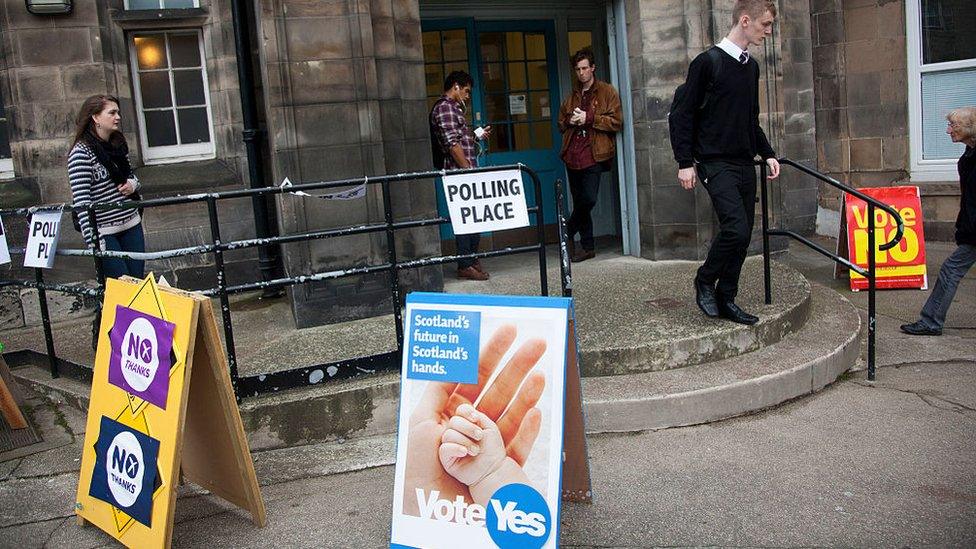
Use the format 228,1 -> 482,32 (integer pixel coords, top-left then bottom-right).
0,164 -> 568,398
760,158 -> 905,382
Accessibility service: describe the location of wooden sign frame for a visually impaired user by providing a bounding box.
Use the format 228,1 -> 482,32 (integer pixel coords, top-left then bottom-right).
75,275 -> 265,548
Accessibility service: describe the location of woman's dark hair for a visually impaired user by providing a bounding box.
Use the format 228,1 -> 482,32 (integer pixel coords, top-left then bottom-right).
71,94 -> 126,150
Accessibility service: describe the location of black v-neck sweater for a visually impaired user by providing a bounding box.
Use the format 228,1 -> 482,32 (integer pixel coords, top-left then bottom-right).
669,46 -> 776,168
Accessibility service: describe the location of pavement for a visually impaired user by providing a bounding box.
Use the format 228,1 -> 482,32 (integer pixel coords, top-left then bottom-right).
0,237 -> 974,548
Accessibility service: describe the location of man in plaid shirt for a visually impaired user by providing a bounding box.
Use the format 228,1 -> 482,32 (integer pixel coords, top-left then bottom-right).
429,70 -> 490,281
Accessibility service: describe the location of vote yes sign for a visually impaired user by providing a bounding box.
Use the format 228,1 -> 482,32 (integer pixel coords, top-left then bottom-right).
441,168 -> 530,235
843,185 -> 928,291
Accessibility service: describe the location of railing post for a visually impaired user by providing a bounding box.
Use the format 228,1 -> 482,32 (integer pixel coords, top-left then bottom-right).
34,268 -> 59,378
526,167 -> 549,297
867,203 -> 877,381
555,178 -> 572,298
760,161 -> 772,305
381,180 -> 404,352
206,196 -> 242,399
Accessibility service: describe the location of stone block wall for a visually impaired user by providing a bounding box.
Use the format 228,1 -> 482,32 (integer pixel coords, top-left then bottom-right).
256,0 -> 442,327
0,0 -> 260,291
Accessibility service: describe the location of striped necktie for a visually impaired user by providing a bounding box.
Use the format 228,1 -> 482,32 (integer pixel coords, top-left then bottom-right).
738,52 -> 748,64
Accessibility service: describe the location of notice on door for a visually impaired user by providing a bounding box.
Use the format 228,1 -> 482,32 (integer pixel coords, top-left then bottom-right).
441,169 -> 530,235
509,94 -> 527,115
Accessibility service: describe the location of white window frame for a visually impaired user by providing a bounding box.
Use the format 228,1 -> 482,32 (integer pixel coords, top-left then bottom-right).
906,0 -> 976,182
129,29 -> 216,165
0,158 -> 13,180
123,0 -> 200,9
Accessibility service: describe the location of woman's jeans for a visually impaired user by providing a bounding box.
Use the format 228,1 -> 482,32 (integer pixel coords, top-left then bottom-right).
100,223 -> 145,279
918,243 -> 976,330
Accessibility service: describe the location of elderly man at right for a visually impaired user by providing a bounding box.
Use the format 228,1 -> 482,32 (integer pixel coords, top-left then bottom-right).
901,106 -> 976,336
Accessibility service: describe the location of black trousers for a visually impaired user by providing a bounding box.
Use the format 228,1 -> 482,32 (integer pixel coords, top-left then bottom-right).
696,161 -> 757,300
566,164 -> 604,251
456,233 -> 480,269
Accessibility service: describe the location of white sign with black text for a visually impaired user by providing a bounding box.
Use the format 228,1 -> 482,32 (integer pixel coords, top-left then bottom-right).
0,214 -> 10,265
441,169 -> 530,235
23,210 -> 62,269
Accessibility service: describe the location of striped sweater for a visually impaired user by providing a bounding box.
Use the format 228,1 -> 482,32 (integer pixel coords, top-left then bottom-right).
67,142 -> 141,244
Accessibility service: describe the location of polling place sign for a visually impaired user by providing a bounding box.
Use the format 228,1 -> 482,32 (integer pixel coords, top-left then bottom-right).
24,210 -> 62,268
0,214 -> 10,265
441,169 -> 530,235
390,293 -> 591,549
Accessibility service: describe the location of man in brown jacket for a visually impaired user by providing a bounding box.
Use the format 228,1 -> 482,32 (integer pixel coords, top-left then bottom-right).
558,47 -> 622,262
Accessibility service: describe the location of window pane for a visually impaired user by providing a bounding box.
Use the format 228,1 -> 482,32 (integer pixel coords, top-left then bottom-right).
177,107 -> 211,144
443,62 -> 469,79
442,30 -> 468,61
488,123 -> 512,152
505,32 -> 525,61
479,32 -> 503,62
145,110 -> 177,147
139,72 -> 173,108
531,121 -> 552,149
0,119 -> 10,159
168,33 -> 201,68
529,92 -> 551,119
173,69 -> 206,106
525,33 -> 546,60
425,64 -> 444,96
921,68 -> 976,159
512,122 -> 531,151
568,31 -> 592,57
134,35 -> 168,70
483,63 -> 505,92
921,0 -> 976,64
163,0 -> 196,7
528,62 -> 548,89
423,31 -> 442,63
485,94 -> 508,123
507,62 -> 527,90
128,0 -> 161,9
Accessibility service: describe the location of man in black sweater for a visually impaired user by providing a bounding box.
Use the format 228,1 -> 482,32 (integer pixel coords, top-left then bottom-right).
669,0 -> 780,325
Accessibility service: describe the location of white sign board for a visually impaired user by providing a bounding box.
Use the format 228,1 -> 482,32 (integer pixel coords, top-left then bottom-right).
24,210 -> 62,269
441,169 -> 530,235
390,292 -> 572,549
508,94 -> 527,116
0,215 -> 10,265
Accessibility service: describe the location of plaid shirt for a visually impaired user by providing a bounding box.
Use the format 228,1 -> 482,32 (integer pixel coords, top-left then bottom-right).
429,96 -> 477,169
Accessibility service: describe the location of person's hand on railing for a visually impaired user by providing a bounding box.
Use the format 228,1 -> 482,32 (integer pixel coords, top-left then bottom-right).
765,158 -> 780,180
678,167 -> 697,190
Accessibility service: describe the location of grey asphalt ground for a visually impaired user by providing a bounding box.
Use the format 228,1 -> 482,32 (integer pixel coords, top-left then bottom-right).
1,238 -> 973,548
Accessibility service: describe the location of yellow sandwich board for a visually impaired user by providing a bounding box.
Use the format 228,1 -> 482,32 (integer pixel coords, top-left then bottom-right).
75,274 -> 265,548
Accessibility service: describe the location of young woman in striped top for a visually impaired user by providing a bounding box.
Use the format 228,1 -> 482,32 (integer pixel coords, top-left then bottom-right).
68,95 -> 145,278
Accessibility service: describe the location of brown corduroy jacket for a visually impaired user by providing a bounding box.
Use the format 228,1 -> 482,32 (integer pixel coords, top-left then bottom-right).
558,79 -> 623,163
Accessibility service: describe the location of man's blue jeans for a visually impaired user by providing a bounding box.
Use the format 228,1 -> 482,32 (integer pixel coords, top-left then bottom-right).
919,243 -> 976,330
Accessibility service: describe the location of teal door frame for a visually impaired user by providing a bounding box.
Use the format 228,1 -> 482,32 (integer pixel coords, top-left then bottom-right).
423,18 -> 563,241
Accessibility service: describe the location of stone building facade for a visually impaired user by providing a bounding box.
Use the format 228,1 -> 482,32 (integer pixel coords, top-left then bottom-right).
0,0 -> 972,328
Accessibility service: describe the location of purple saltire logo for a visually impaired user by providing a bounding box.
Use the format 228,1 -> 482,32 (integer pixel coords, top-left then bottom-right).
108,305 -> 176,410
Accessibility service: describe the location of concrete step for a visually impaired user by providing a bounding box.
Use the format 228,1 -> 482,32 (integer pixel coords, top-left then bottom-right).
11,280 -> 860,453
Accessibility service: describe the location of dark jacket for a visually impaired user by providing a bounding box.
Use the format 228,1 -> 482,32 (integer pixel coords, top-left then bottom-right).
956,146 -> 976,245
558,79 -> 622,163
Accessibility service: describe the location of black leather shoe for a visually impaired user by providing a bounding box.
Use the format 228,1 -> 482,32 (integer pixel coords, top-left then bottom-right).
694,276 -> 720,317
900,321 -> 942,336
717,300 -> 758,325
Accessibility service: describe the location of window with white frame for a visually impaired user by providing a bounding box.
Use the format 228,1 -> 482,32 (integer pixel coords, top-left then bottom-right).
0,91 -> 13,180
130,30 -> 215,164
124,0 -> 199,9
907,0 -> 976,181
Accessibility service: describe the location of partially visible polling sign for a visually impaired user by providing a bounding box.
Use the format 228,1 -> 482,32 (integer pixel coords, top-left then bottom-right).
24,210 -> 62,269
441,168 -> 530,235
0,214 -> 10,265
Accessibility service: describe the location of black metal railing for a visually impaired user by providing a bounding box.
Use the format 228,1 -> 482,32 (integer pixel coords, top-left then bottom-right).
760,157 -> 905,381
0,164 -> 572,399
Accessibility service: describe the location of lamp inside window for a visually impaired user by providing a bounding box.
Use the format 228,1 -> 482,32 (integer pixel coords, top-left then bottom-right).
25,0 -> 72,15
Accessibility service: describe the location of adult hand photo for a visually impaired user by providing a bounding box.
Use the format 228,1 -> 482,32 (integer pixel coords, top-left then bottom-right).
678,167 -> 697,190
766,157 -> 781,180
401,324 -> 547,515
118,179 -> 138,196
